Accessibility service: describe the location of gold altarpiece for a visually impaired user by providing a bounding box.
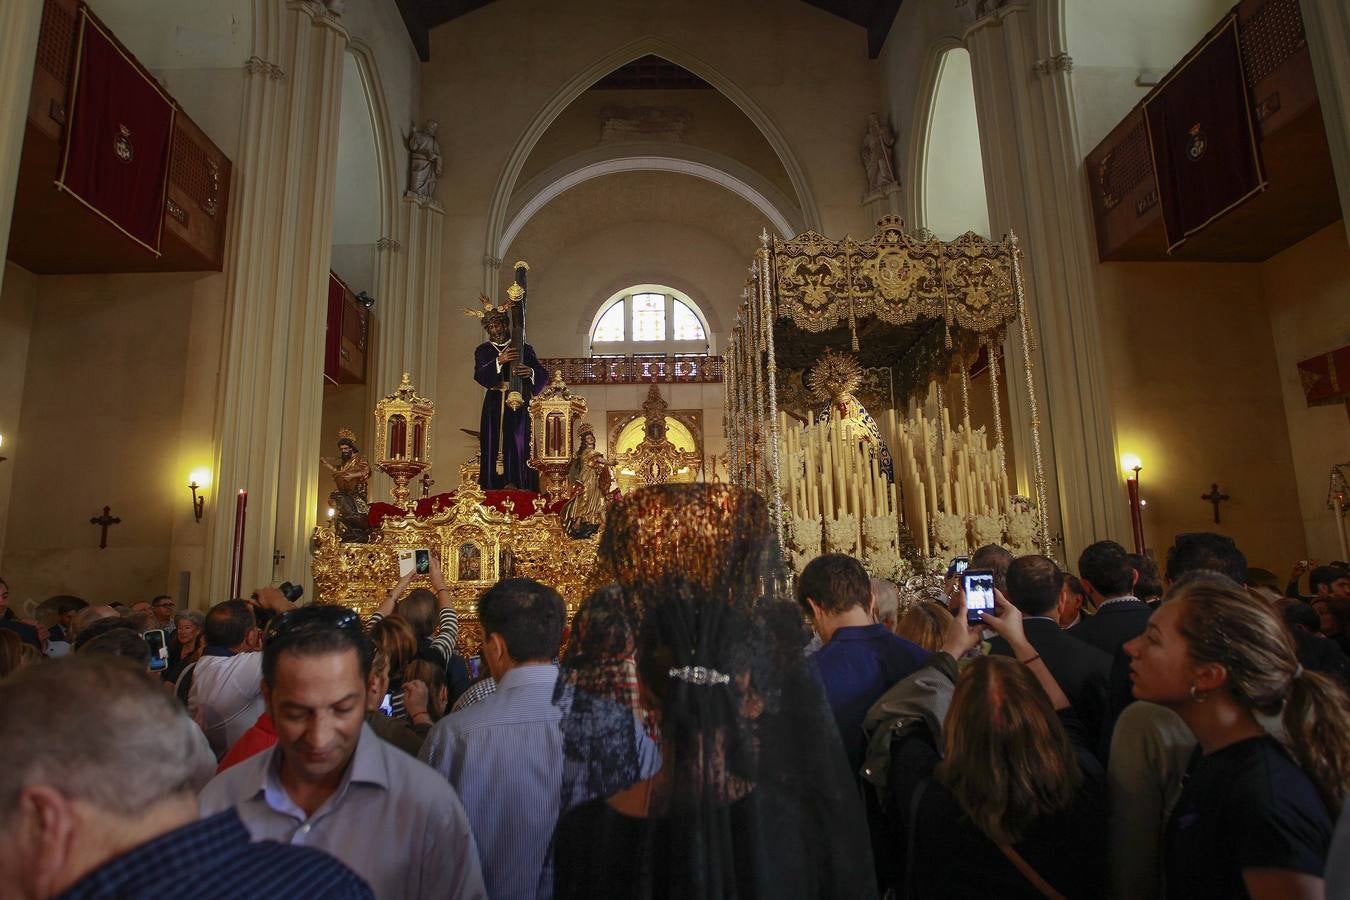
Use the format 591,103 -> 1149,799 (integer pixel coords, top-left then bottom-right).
313,375 -> 601,656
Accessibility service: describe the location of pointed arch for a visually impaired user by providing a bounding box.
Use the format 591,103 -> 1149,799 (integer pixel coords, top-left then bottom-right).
482,36 -> 821,294
498,145 -> 802,261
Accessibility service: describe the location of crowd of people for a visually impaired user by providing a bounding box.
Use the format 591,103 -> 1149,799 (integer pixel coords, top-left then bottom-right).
1,485 -> 1349,899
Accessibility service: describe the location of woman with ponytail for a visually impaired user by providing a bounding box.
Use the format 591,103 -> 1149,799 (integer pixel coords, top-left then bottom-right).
1125,571 -> 1350,900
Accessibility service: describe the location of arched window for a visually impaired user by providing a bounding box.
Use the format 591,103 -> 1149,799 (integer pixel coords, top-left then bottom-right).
588,285 -> 711,356
921,48 -> 990,240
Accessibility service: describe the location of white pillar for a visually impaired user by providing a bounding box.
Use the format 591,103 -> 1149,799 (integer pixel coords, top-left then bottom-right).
206,1 -> 349,601
1302,0 -> 1350,246
0,0 -> 43,297
965,1 -> 1130,564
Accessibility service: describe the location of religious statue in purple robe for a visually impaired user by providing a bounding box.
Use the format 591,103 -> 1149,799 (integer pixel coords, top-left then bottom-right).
473,310 -> 549,491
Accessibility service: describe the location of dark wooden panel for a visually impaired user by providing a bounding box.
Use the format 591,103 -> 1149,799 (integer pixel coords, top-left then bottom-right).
1084,0 -> 1339,263
325,273 -> 369,386
6,0 -> 232,274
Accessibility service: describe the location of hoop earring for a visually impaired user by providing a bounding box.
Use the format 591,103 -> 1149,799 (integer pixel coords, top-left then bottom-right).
1189,684 -> 1206,703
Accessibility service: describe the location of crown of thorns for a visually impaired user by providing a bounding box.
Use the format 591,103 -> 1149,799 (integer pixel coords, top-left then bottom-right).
464,293 -> 512,326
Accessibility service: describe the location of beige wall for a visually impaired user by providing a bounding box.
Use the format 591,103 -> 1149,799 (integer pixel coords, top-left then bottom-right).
0,263 -> 38,575
1096,260 -> 1307,572
425,0 -> 881,440
1261,222 -> 1350,561
1,270 -> 224,608
518,87 -> 795,198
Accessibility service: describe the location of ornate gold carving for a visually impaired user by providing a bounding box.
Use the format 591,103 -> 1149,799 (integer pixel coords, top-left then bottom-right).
770,215 -> 1017,346
312,470 -> 599,656
614,386 -> 702,489
528,373 -> 590,496
374,374 -> 434,509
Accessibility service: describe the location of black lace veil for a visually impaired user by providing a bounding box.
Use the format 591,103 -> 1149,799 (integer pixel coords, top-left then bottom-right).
553,484 -> 876,899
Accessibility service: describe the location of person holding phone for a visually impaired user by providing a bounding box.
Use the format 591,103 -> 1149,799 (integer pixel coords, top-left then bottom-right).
865,589 -> 1104,899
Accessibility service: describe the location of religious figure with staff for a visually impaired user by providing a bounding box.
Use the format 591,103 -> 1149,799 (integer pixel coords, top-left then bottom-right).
467,265 -> 548,491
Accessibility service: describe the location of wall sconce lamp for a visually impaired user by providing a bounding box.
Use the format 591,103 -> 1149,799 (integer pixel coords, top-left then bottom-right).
1121,454 -> 1145,554
0,433 -> 7,463
188,468 -> 211,523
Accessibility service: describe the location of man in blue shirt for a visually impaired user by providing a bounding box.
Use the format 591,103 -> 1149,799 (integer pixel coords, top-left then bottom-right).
422,579 -> 571,900
0,656 -> 370,899
797,554 -> 930,775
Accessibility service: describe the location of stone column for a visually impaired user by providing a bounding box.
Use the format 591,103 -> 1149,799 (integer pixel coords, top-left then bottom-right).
1302,0 -> 1350,247
205,1 -> 349,601
272,2 -> 349,596
370,194 -> 443,499
964,2 -> 1130,563
0,0 -> 42,297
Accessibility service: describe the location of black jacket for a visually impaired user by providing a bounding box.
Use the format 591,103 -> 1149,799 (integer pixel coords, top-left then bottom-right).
989,617 -> 1113,752
1067,599 -> 1153,656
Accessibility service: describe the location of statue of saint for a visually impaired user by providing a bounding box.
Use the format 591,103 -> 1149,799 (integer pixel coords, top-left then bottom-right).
562,426 -> 614,538
861,113 -> 897,194
470,299 -> 549,491
808,349 -> 894,481
405,120 -> 443,201
321,429 -> 371,542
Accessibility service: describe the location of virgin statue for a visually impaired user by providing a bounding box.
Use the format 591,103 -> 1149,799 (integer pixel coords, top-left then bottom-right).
562,427 -> 613,538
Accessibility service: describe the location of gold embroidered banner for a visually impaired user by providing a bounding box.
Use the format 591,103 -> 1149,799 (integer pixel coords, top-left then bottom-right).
770,217 -> 1016,346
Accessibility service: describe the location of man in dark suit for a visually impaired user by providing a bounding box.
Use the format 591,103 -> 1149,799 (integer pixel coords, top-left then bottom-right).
989,555 -> 1112,751
1070,540 -> 1152,657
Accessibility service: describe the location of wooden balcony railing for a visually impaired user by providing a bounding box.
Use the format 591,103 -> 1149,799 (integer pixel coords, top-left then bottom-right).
538,354 -> 724,385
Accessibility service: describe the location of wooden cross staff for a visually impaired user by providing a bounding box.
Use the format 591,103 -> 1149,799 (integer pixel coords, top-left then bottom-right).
90,506 -> 121,549
1201,483 -> 1230,524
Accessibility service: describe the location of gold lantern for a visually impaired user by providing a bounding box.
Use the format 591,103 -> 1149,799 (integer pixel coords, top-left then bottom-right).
528,371 -> 589,496
375,373 -> 434,509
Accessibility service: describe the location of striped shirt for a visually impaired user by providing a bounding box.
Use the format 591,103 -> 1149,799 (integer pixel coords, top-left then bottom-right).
371,607 -> 459,722
370,606 -> 460,663
451,675 -> 497,713
57,809 -> 372,899
421,665 -> 563,900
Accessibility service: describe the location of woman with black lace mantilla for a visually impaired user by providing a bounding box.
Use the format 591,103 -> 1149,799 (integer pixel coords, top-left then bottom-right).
551,484 -> 876,899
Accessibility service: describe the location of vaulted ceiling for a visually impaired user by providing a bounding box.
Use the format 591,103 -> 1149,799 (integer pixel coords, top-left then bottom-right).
392,0 -> 903,61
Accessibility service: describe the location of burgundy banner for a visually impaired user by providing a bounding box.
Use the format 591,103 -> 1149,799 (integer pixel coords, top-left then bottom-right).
1143,13 -> 1265,253
56,7 -> 176,255
1297,345 -> 1350,407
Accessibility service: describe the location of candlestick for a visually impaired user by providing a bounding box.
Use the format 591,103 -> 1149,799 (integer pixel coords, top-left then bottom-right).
1126,464 -> 1145,554
1335,494 -> 1349,562
230,489 -> 248,601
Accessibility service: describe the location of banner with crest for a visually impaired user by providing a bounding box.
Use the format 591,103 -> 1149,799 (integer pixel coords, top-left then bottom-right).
56,6 -> 176,256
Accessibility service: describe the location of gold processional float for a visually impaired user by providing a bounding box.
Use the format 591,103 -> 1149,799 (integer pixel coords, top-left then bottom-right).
312,370 -> 602,655
724,216 -> 1054,596
313,218 -> 1053,647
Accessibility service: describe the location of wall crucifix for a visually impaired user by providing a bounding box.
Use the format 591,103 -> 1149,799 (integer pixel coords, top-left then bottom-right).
1201,483 -> 1230,524
89,506 -> 121,549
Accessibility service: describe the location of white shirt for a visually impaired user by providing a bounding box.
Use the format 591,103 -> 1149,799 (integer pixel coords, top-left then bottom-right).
189,651 -> 265,758
200,722 -> 486,900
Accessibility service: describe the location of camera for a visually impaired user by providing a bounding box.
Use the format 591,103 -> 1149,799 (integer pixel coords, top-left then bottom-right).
249,581 -> 305,603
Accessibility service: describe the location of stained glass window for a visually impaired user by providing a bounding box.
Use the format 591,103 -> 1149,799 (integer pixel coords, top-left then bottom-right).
672,299 -> 706,341
593,301 -> 625,342
632,293 -> 666,342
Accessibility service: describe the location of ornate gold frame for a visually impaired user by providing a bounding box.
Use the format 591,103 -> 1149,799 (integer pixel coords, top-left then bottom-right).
312,476 -> 600,656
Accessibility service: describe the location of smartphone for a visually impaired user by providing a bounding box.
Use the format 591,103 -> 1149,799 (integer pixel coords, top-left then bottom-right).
467,655 -> 483,679
963,570 -> 996,625
378,692 -> 394,716
397,548 -> 432,578
143,629 -> 169,672
947,556 -> 970,577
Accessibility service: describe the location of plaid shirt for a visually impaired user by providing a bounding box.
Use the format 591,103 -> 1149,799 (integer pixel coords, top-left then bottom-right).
57,809 -> 371,899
